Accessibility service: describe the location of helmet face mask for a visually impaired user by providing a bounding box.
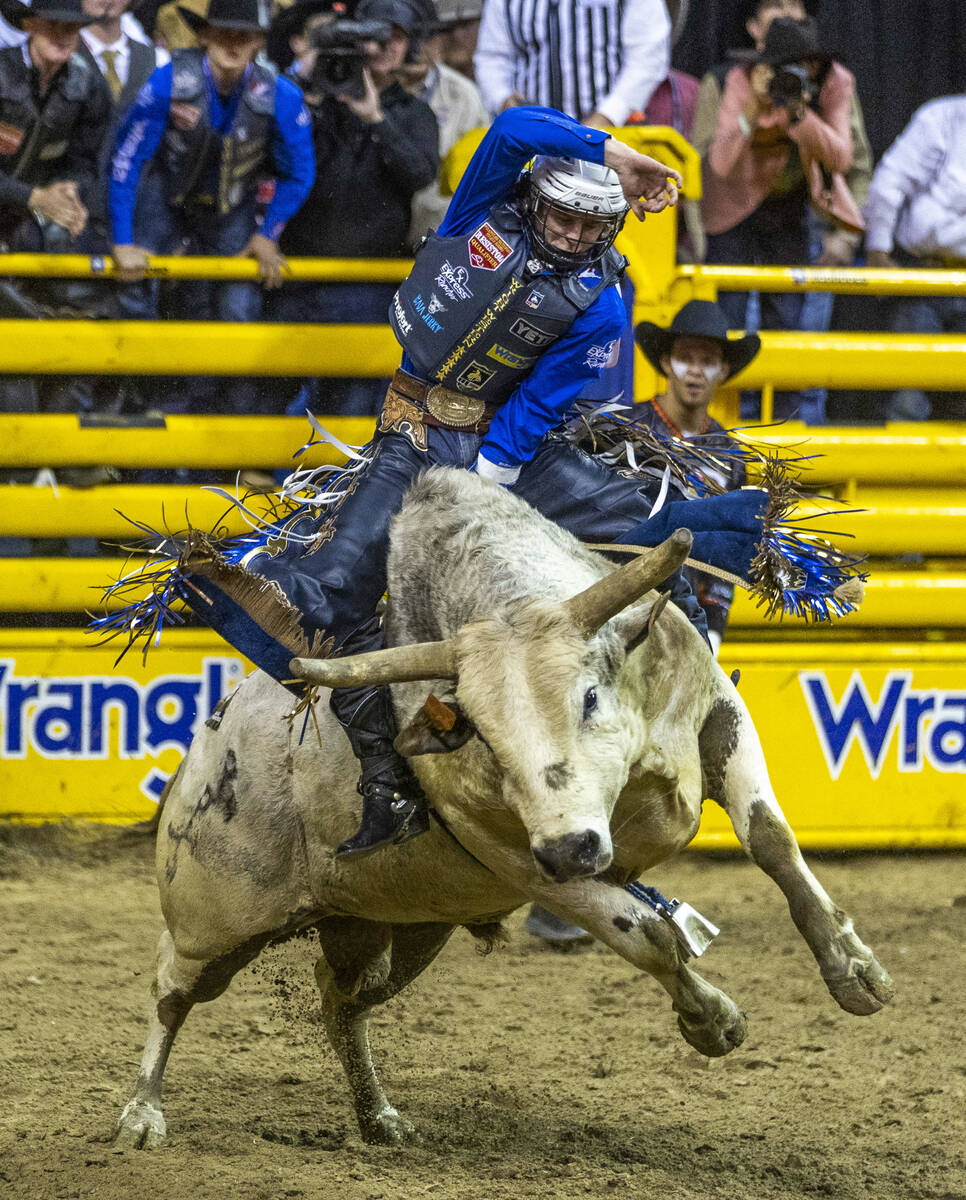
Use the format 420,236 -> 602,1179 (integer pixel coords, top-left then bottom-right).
523,155 -> 628,272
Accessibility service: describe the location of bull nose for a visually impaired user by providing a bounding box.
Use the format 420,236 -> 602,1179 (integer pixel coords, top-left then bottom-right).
532,829 -> 611,882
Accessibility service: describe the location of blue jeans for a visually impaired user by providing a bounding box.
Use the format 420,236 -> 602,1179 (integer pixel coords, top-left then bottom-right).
885,254 -> 966,420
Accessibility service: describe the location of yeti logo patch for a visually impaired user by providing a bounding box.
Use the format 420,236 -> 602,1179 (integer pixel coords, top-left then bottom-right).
509,317 -> 553,348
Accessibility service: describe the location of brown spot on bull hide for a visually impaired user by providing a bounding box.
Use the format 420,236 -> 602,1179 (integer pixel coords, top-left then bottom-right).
163,749 -> 238,883
543,761 -> 573,791
613,916 -> 633,932
698,697 -> 741,802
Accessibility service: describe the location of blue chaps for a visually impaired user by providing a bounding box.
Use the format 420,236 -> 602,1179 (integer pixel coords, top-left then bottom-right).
189,425 -> 709,686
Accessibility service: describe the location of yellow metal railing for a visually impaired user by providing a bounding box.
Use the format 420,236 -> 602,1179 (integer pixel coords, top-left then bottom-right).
7,557 -> 962,626
676,264 -> 966,298
0,253 -> 412,282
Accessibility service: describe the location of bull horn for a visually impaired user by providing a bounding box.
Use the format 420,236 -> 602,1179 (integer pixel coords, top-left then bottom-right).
290,639 -> 458,689
565,528 -> 693,635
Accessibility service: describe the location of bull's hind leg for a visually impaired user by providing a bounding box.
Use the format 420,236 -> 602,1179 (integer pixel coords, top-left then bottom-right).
116,929 -> 268,1148
700,689 -> 894,1015
314,919 -> 454,1145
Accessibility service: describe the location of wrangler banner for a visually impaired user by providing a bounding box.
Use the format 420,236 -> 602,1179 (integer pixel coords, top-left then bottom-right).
0,632 -> 963,847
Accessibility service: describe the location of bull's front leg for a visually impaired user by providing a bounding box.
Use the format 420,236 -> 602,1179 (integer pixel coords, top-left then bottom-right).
527,879 -> 747,1058
699,686 -> 894,1016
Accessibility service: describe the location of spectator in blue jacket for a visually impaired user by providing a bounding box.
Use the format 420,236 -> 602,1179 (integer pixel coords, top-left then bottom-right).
108,0 -> 315,413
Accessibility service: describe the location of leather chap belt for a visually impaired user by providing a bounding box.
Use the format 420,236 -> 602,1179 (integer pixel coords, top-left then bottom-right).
387,368 -> 500,433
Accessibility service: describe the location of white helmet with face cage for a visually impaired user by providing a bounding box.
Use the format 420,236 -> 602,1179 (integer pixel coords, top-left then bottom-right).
523,155 -> 629,271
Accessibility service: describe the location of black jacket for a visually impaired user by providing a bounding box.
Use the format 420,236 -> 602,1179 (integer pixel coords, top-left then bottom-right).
280,81 -> 438,258
0,45 -> 111,234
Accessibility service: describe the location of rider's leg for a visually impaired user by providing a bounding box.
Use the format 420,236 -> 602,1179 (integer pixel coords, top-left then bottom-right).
327,619 -> 430,859
514,438 -> 711,648
181,425 -> 481,858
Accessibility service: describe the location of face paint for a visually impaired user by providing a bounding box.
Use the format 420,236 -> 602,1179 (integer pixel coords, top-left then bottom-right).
670,357 -> 726,384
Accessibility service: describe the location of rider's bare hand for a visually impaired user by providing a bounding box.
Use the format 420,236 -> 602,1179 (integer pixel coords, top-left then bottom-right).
602,137 -> 682,220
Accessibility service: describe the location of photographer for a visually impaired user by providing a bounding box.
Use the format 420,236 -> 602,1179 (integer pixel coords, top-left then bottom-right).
691,17 -> 860,418
265,0 -> 438,415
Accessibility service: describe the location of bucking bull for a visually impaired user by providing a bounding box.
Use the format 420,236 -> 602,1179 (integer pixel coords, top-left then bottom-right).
116,468 -> 894,1150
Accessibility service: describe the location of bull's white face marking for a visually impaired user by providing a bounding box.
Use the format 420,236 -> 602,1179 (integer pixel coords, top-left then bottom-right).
454,603 -> 648,871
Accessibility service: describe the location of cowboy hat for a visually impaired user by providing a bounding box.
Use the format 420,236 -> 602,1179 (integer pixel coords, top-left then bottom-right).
0,0 -> 96,28
177,0 -> 270,35
635,300 -> 761,381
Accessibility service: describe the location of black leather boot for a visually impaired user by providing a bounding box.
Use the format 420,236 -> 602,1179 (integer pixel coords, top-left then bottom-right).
329,684 -> 430,860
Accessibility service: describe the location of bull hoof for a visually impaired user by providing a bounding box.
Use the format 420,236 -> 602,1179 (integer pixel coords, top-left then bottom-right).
824,956 -> 895,1015
675,997 -> 747,1058
114,1099 -> 167,1150
359,1106 -> 418,1146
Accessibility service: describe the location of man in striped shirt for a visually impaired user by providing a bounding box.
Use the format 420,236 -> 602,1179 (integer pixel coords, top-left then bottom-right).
473,0 -> 670,127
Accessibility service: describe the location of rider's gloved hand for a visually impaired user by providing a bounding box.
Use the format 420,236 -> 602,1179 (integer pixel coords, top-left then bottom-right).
472,453 -> 521,488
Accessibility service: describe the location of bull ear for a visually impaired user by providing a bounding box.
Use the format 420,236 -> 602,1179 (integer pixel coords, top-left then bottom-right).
613,591 -> 670,655
395,694 -> 477,757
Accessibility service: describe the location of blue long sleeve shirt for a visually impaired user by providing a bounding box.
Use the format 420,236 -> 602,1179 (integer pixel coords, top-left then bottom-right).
408,106 -> 627,472
109,60 -> 315,244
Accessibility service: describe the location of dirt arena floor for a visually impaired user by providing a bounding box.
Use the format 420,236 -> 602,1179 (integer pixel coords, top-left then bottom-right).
1,826 -> 964,1200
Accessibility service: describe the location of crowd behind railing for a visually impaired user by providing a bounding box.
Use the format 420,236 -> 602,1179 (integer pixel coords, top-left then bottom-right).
1,0 -> 965,430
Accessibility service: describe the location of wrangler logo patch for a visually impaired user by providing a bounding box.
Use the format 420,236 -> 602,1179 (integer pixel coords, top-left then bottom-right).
509,317 -> 554,348
456,361 -> 495,391
468,222 -> 512,270
486,343 -> 535,370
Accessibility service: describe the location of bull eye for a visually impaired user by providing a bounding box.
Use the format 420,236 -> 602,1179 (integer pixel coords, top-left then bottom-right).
582,687 -> 598,720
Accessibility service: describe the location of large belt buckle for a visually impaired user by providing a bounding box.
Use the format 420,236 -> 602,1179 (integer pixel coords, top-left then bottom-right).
425,384 -> 486,429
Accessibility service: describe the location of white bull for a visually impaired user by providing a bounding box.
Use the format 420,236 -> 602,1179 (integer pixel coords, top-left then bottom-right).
116,468 -> 894,1150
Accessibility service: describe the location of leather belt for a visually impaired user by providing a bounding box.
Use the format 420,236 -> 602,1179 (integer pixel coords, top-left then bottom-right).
388,368 -> 500,433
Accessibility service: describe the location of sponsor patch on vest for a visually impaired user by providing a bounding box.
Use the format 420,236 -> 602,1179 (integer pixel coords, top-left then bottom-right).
411,292 -> 443,333
435,260 -> 473,301
486,343 -> 536,370
468,222 -> 512,271
584,339 -> 620,370
456,361 -> 495,391
509,317 -> 553,348
392,292 -> 413,337
427,293 -> 446,315
38,140 -> 68,161
0,122 -> 24,155
170,102 -> 202,130
525,289 -> 544,309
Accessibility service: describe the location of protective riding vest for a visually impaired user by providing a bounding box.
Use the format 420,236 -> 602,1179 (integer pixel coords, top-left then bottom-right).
162,50 -> 277,213
389,202 -> 625,406
0,47 -> 101,189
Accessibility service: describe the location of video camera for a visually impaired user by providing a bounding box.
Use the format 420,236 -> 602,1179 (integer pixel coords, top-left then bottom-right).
307,17 -> 393,100
768,63 -> 813,108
